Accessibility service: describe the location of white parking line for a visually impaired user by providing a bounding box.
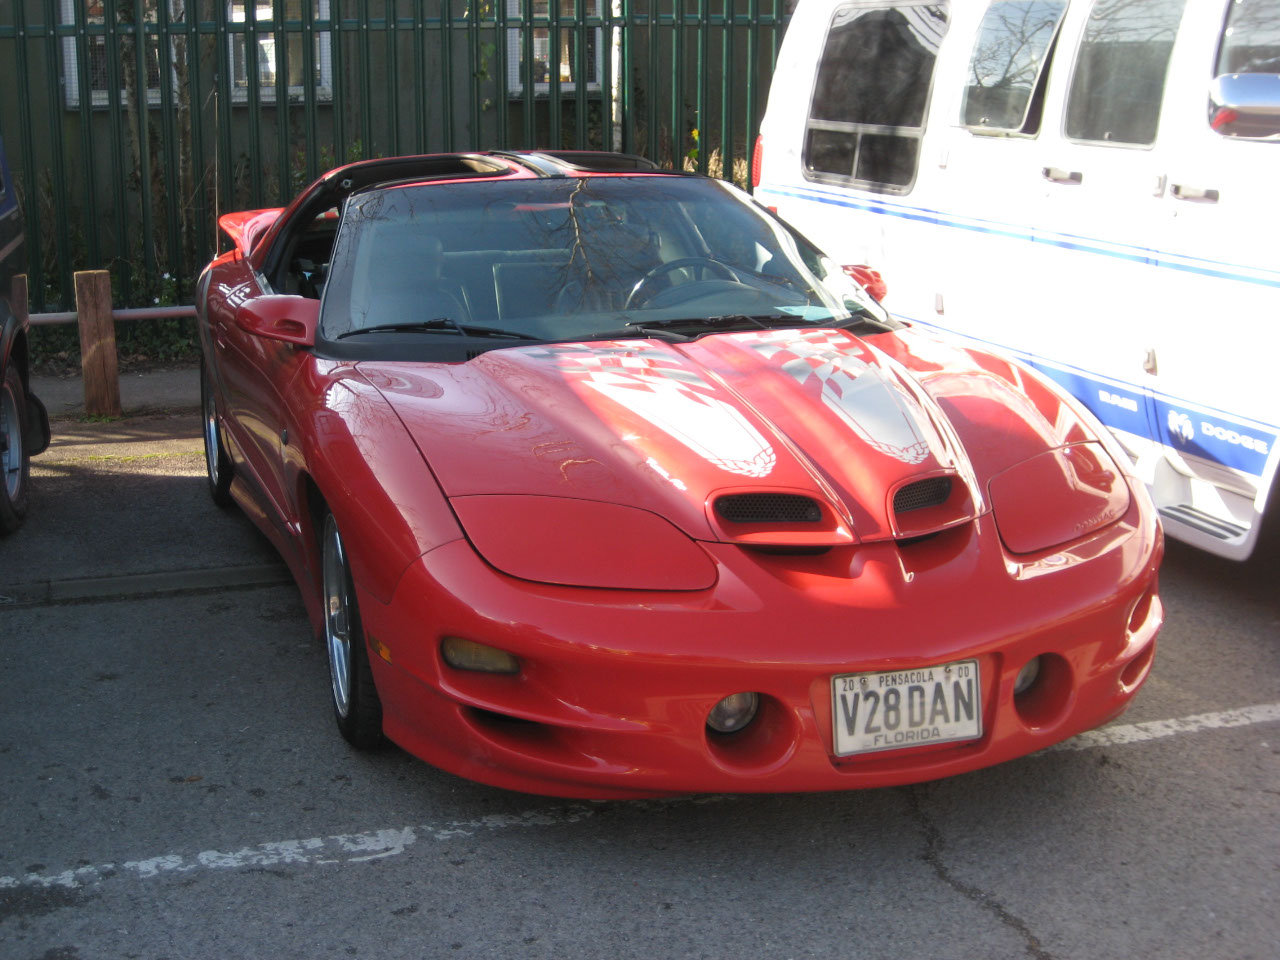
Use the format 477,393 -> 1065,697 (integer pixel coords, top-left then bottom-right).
1047,702 -> 1280,752
3,703 -> 1276,893
0,808 -> 602,892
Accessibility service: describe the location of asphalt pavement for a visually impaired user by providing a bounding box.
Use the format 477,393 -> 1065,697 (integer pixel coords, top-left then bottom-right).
11,365 -> 285,603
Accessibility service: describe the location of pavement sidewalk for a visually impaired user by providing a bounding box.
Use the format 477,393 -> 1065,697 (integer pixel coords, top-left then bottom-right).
13,360 -> 283,597
31,363 -> 201,420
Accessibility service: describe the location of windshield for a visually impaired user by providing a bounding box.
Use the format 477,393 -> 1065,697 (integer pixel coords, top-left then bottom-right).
319,175 -> 890,348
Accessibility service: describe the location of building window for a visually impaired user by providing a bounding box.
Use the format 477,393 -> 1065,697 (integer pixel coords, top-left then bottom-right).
804,3 -> 949,192
506,0 -> 603,95
228,0 -> 333,103
61,0 -> 167,108
60,0 -> 333,108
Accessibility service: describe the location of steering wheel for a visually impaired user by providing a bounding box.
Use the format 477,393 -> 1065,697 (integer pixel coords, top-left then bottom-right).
624,258 -> 738,309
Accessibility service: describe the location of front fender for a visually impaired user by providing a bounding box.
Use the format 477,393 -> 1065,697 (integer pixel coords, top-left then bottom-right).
294,361 -> 465,606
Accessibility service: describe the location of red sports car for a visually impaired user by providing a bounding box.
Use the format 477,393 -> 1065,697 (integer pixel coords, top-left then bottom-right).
198,151 -> 1162,798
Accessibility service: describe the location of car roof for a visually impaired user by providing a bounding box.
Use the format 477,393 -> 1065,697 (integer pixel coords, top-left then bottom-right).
252,150 -> 682,274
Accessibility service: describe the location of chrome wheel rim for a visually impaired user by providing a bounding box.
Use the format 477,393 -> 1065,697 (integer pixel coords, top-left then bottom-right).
0,381 -> 21,501
202,372 -> 220,485
322,516 -> 352,718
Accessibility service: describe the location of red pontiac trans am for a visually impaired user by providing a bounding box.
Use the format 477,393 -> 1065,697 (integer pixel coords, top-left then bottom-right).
198,151 -> 1163,799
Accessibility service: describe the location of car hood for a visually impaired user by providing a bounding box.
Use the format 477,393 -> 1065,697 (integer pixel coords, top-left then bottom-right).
357,327 -> 1100,545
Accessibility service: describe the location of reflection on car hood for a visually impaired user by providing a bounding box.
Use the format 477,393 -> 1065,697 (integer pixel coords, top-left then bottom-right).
358,327 -> 1098,543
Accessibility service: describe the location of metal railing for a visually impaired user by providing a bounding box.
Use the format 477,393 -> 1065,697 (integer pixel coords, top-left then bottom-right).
0,0 -> 788,314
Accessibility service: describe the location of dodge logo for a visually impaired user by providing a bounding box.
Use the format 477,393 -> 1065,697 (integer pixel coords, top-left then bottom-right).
1168,411 -> 1195,444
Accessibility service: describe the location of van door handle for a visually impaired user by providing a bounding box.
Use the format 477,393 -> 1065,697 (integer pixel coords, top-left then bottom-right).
1042,167 -> 1083,184
1171,184 -> 1220,203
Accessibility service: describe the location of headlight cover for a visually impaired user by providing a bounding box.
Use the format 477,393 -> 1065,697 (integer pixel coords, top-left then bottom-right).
450,495 -> 718,590
988,442 -> 1131,555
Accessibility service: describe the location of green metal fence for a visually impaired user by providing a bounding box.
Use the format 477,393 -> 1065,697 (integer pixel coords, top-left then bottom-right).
0,0 -> 788,312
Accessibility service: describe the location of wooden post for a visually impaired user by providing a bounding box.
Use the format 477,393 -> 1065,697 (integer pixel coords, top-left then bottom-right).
74,270 -> 122,418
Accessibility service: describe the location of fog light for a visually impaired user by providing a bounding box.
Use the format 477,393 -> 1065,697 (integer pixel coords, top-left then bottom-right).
1014,656 -> 1042,696
441,637 -> 520,675
707,692 -> 759,733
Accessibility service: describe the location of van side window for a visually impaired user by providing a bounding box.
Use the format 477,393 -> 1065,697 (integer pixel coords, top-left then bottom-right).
962,0 -> 1067,134
804,3 -> 950,192
1064,0 -> 1188,145
1216,0 -> 1280,74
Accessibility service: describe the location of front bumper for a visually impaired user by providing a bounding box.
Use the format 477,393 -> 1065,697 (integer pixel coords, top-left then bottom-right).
359,510 -> 1162,799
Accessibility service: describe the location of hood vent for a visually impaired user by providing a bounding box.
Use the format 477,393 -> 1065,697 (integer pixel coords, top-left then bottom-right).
715,493 -> 822,524
894,477 -> 953,514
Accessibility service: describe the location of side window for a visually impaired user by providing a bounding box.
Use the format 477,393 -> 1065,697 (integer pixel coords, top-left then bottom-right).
804,3 -> 950,193
1216,0 -> 1280,74
1064,0 -> 1188,145
279,209 -> 340,298
962,0 -> 1068,134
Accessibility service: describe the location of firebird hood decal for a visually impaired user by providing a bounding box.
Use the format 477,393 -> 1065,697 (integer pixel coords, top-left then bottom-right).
727,330 -> 932,465
524,344 -> 778,479
360,327 -> 1085,543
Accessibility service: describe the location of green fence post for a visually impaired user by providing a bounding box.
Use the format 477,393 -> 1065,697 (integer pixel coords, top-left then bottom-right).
387,0 -> 402,157
442,0 -> 455,150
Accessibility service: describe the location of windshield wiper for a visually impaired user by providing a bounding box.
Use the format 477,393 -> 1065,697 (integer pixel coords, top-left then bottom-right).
703,312 -> 895,333
584,325 -> 691,342
830,311 -> 896,335
585,311 -> 892,344
623,314 -> 775,334
696,310 -> 895,336
336,318 -> 543,341
582,315 -> 770,342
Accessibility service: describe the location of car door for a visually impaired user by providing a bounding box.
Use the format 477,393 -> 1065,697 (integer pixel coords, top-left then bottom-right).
1012,0 -> 1193,460
207,253 -> 302,542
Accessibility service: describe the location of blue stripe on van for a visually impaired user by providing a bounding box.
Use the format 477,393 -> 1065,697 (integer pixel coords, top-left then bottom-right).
1033,365 -> 1274,478
758,183 -> 1280,290
901,316 -> 1278,479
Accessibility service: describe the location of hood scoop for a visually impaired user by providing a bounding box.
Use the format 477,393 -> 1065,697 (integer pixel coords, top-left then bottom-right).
714,493 -> 824,524
894,477 -> 953,513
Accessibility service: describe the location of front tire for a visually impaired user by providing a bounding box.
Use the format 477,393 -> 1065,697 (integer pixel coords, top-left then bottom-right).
321,512 -> 384,749
0,362 -> 30,534
201,358 -> 234,506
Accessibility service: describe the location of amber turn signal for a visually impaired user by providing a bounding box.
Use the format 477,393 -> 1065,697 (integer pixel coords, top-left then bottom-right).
441,637 -> 520,675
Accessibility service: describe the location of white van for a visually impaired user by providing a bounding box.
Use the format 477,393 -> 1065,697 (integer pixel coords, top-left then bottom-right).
754,0 -> 1280,560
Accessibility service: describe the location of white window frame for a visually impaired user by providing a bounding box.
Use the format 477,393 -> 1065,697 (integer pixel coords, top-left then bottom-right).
61,0 -> 173,108
506,0 -> 604,96
59,0 -> 333,108
227,0 -> 334,104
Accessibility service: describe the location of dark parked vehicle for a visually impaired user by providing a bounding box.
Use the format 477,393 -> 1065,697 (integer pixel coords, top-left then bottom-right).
0,127 -> 50,533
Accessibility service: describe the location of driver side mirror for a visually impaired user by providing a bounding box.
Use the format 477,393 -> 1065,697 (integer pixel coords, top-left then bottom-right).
1209,73 -> 1280,139
235,295 -> 320,347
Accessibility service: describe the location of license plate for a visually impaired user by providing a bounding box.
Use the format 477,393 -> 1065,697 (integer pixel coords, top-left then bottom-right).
831,659 -> 982,757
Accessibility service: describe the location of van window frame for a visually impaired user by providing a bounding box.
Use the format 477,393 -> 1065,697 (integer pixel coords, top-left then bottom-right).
800,1 -> 950,195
